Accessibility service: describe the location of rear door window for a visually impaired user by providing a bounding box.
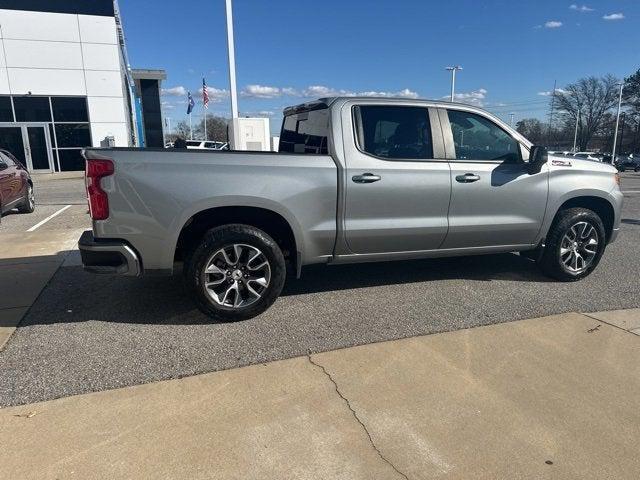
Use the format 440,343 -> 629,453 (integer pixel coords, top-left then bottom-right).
353,105 -> 433,160
279,108 -> 329,154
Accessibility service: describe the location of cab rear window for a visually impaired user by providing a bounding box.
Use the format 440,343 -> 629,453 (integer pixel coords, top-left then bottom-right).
279,108 -> 329,154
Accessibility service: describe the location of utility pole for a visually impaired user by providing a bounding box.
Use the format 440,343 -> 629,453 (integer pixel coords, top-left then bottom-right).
509,113 -> 514,127
611,82 -> 624,162
619,113 -> 626,152
225,0 -> 239,149
572,107 -> 580,152
446,66 -> 462,102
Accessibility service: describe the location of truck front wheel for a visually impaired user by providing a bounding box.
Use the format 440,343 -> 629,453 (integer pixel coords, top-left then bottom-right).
537,208 -> 606,281
184,224 -> 287,322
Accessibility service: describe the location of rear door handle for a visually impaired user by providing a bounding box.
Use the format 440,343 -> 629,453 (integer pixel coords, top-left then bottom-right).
352,173 -> 381,184
455,173 -> 481,183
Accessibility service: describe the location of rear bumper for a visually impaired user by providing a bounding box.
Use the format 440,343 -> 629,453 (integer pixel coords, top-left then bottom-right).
78,230 -> 141,276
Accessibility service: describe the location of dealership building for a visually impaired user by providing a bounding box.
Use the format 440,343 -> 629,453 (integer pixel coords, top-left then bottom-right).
0,0 -> 165,172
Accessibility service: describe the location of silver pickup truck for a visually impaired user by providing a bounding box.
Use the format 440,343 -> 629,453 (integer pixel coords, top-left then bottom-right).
80,97 -> 623,321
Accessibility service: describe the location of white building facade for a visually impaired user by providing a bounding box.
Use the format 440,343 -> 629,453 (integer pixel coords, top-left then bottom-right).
0,1 -> 161,172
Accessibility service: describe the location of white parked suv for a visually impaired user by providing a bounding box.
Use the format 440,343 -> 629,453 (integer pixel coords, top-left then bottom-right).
186,141 -> 229,150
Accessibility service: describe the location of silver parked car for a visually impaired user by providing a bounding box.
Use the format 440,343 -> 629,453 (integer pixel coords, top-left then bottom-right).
79,97 -> 623,321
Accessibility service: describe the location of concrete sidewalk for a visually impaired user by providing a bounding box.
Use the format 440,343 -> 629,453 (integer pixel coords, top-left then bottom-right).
0,228 -> 85,350
1,311 -> 639,480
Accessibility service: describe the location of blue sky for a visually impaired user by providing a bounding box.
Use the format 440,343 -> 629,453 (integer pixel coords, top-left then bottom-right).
119,0 -> 639,132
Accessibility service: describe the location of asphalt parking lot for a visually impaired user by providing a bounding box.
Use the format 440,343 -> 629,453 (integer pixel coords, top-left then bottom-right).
1,173 -> 639,407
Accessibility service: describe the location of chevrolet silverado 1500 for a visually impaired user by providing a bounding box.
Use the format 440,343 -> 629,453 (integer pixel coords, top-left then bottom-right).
79,97 -> 622,321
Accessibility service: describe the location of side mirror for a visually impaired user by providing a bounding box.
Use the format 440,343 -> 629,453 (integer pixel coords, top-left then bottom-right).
527,145 -> 548,174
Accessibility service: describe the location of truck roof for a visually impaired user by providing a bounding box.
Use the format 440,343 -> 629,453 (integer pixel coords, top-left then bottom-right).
283,96 -> 489,116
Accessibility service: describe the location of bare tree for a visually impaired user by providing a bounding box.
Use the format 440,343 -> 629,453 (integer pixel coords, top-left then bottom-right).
170,121 -> 192,141
553,75 -> 620,151
193,115 -> 229,142
624,68 -> 640,115
516,118 -> 545,144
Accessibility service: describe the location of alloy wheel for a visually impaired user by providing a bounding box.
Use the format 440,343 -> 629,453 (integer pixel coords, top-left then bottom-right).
559,221 -> 599,274
202,243 -> 271,308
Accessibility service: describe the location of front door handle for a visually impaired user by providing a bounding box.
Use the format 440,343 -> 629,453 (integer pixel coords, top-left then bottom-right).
455,173 -> 481,183
352,173 -> 381,184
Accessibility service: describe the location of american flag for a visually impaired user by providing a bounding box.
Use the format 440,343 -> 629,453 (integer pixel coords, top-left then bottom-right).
202,78 -> 209,109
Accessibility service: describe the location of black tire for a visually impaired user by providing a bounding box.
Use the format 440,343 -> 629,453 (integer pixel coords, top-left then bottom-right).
17,184 -> 35,214
184,224 -> 286,322
537,207 -> 606,281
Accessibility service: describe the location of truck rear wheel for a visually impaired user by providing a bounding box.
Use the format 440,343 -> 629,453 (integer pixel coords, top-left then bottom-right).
184,224 -> 286,322
537,208 -> 606,281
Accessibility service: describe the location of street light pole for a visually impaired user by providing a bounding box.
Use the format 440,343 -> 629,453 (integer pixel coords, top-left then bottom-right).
611,82 -> 624,162
509,113 -> 514,127
446,66 -> 462,102
572,107 -> 580,152
225,0 -> 239,149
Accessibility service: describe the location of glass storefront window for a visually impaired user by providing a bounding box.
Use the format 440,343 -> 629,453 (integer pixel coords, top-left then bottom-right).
55,124 -> 91,148
51,97 -> 89,122
13,96 -> 52,122
57,149 -> 85,172
0,96 -> 13,122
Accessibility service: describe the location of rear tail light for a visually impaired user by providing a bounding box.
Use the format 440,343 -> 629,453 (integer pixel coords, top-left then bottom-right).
85,158 -> 114,220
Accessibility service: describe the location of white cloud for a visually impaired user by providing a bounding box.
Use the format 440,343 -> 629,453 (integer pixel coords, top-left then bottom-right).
538,88 -> 570,96
545,20 -> 563,28
301,85 -> 419,99
242,84 -> 282,98
161,86 -> 188,97
441,88 -> 487,106
161,101 -> 175,110
603,13 -> 624,21
198,86 -> 229,102
569,4 -> 593,12
235,84 -> 421,100
302,85 -> 348,97
359,88 -> 419,99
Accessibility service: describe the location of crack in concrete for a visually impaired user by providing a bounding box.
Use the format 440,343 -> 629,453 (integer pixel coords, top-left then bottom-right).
307,354 -> 410,480
582,313 -> 638,336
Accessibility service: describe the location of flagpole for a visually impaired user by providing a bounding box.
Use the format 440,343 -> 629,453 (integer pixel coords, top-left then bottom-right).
203,77 -> 209,141
189,113 -> 193,140
225,0 -> 239,149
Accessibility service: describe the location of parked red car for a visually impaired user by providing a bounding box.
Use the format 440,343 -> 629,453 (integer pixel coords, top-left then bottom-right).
0,149 -> 34,217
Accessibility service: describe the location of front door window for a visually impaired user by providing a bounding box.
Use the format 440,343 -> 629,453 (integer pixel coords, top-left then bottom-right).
447,110 -> 521,163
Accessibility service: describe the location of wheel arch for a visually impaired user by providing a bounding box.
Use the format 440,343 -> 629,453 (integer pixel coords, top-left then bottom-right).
175,205 -> 301,276
552,195 -> 616,242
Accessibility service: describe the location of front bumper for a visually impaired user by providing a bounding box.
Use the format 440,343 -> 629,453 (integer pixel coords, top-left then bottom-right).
78,230 -> 141,276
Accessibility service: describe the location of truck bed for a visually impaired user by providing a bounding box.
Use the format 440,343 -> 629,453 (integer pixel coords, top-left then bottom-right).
85,148 -> 338,273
